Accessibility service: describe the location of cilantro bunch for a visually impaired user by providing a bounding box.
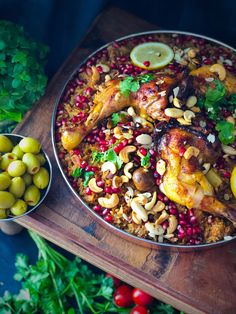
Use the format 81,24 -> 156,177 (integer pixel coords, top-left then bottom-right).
92,146 -> 123,169
0,20 -> 49,132
198,80 -> 236,145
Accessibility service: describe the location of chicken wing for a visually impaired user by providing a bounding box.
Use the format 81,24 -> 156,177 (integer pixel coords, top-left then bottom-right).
157,127 -> 236,225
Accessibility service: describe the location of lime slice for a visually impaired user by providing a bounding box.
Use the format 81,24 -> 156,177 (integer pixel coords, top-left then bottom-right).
230,166 -> 236,197
130,42 -> 174,70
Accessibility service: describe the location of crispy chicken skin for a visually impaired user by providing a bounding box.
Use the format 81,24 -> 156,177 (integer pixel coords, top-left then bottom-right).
158,127 -> 236,226
61,75 -> 177,151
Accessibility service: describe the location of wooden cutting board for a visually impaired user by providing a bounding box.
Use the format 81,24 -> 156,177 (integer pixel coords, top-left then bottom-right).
14,6 -> 236,314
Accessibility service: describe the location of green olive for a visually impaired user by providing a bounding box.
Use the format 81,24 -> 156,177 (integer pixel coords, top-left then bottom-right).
0,173 -> 11,190
33,167 -> 49,189
9,177 -> 25,198
19,137 -> 41,154
12,144 -> 24,159
10,199 -> 27,216
0,135 -> 13,153
22,153 -> 40,174
0,191 -> 15,208
22,173 -> 32,186
7,160 -> 26,177
0,208 -> 7,219
36,153 -> 46,165
24,185 -> 40,206
0,153 -> 18,170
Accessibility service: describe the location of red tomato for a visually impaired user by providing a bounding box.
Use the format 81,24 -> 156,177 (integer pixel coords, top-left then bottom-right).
114,284 -> 133,307
132,288 -> 153,306
105,273 -> 121,288
130,305 -> 148,314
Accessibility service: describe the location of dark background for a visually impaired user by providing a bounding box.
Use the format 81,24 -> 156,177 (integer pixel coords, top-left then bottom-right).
0,0 -> 235,295
0,0 -> 235,77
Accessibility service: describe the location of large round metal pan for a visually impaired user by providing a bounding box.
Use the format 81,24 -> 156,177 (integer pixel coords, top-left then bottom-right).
51,31 -> 236,251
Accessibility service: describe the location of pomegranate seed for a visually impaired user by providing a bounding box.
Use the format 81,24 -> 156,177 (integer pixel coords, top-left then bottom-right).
85,87 -> 93,96
93,205 -> 102,212
96,180 -> 104,187
203,58 -> 212,65
189,239 -> 195,245
91,166 -> 98,172
75,102 -> 84,109
169,208 -> 178,215
59,152 -> 65,159
178,232 -> 186,240
223,171 -> 231,179
143,60 -> 150,67
157,193 -> 165,201
104,186 -> 113,194
80,161 -> 87,169
179,147 -> 186,156
190,216 -> 197,225
72,182 -> 77,189
71,116 -> 78,123
102,208 -> 110,216
179,213 -> 186,220
85,187 -> 92,195
100,145 -> 108,152
73,149 -> 81,155
96,65 -> 103,73
55,121 -> 62,127
179,220 -> 187,226
122,139 -> 128,147
114,146 -> 121,154
188,209 -> 194,216
104,214 -> 113,222
149,149 -> 157,157
187,227 -> 193,236
61,118 -> 67,125
155,178 -> 161,185
112,187 -> 120,193
139,147 -> 147,156
85,165 -> 92,172
153,171 -> 159,178
109,137 -> 117,145
162,221 -> 169,230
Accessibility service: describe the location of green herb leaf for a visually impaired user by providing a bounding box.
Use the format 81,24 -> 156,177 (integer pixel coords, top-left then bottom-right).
141,152 -> 151,167
83,171 -> 94,187
92,150 -> 105,163
71,168 -> 83,178
138,73 -> 154,83
120,76 -> 139,96
104,148 -> 123,169
215,121 -> 235,144
111,112 -> 120,126
205,80 -> 226,102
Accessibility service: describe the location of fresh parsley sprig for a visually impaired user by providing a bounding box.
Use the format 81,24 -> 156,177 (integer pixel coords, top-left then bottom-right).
72,168 -> 94,187
120,73 -> 154,96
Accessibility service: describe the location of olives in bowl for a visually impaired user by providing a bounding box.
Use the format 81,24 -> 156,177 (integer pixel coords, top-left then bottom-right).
0,134 -> 52,220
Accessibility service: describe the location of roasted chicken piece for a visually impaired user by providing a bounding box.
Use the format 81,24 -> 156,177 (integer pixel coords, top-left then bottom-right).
61,75 -> 177,151
157,127 -> 236,226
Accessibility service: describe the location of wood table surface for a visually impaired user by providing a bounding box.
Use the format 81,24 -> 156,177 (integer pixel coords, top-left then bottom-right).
14,6 -> 236,314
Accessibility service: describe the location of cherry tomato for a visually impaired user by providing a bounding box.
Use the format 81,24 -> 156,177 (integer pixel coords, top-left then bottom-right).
132,288 -> 154,306
130,305 -> 148,314
105,273 -> 121,288
114,284 -> 133,307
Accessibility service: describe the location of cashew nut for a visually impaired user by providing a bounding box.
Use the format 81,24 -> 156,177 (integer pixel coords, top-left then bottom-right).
164,108 -> 184,118
98,194 -> 119,208
152,201 -> 165,213
188,49 -> 197,58
167,215 -> 178,234
183,110 -> 195,123
124,162 -> 133,179
112,176 -> 122,188
136,134 -> 152,145
101,161 -> 117,174
133,195 -> 148,206
132,211 -> 142,224
155,210 -> 169,225
221,144 -> 236,155
156,159 -> 166,176
121,175 -> 129,183
186,95 -> 197,108
202,163 -> 211,174
173,97 -> 182,108
119,145 -> 136,163
177,117 -> 191,126
131,199 -> 148,222
145,222 -> 164,238
145,191 -> 157,210
127,106 -> 136,117
183,146 -> 200,160
88,178 -> 103,193
113,126 -> 123,139
210,63 -> 226,81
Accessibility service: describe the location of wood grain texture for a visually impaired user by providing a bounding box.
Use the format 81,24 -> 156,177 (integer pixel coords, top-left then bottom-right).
13,6 -> 236,314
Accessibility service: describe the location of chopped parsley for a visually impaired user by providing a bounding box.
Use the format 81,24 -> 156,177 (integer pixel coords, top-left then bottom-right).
120,73 -> 154,96
199,80 -> 235,145
92,151 -> 105,163
141,152 -> 151,167
111,112 -> 126,126
215,121 -> 235,145
71,167 -> 94,187
104,148 -> 123,169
